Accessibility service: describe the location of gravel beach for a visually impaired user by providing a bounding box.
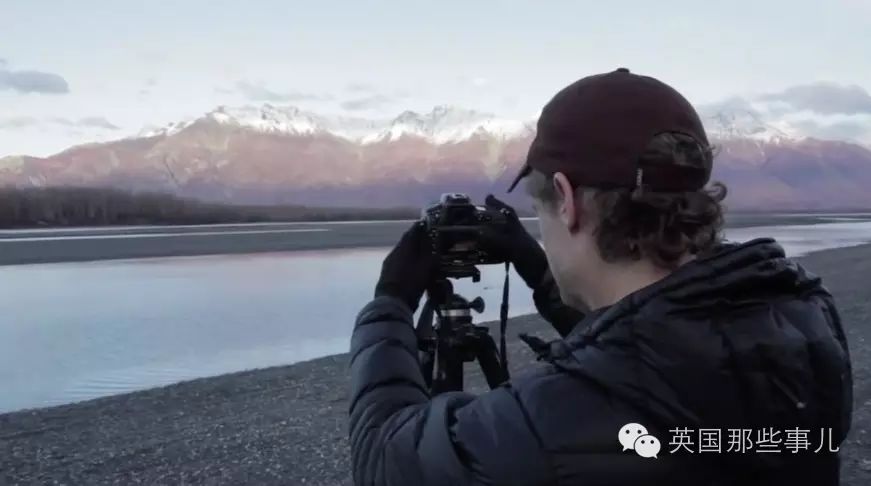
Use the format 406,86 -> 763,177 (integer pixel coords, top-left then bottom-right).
2,244 -> 870,485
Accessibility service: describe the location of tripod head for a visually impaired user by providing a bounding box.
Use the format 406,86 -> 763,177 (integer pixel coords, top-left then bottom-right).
416,278 -> 508,394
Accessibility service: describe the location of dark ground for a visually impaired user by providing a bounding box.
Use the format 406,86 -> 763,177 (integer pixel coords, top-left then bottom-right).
2,213 -> 870,266
1,244 -> 870,485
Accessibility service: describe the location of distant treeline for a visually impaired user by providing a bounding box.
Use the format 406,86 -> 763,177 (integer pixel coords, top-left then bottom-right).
0,187 -> 420,228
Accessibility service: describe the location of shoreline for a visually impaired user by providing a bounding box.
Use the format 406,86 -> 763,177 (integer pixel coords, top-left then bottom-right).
2,214 -> 871,267
2,243 -> 870,484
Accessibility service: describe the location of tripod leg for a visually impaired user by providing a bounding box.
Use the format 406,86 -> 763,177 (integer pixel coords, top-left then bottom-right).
420,352 -> 434,391
434,338 -> 465,393
475,331 -> 509,389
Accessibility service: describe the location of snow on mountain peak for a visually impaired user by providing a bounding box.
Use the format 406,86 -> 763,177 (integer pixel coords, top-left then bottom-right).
136,120 -> 194,138
181,103 -> 536,144
135,102 -> 838,150
375,105 -> 533,143
700,102 -> 801,145
207,104 -> 324,135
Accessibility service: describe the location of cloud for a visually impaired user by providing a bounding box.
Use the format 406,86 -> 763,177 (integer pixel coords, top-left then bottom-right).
0,116 -> 119,131
698,96 -> 759,115
0,63 -> 70,94
758,82 -> 871,115
138,79 -> 158,98
340,85 -> 408,111
346,82 -> 377,94
234,80 -> 331,102
76,117 -> 120,130
0,116 -> 39,129
791,118 -> 871,142
697,87 -> 871,146
340,94 -> 396,111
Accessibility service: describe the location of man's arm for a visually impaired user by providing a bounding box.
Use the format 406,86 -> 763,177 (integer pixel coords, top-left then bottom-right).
349,297 -> 554,486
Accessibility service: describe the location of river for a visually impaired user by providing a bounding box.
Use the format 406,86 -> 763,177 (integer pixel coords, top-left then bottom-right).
2,220 -> 871,412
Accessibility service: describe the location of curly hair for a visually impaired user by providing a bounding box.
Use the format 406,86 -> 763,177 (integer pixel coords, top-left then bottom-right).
527,132 -> 727,269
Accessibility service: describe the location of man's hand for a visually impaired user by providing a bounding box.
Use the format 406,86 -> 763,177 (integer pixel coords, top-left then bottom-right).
482,195 -> 585,336
480,195 -> 549,289
375,221 -> 437,313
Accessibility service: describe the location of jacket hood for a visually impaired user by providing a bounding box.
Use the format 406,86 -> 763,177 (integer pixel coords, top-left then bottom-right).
545,238 -> 851,465
574,238 -> 822,341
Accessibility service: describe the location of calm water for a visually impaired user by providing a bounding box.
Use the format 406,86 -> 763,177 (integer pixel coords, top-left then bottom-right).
2,220 -> 871,413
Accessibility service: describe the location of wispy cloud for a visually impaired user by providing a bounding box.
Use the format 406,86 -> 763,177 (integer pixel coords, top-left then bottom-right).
0,62 -> 70,94
234,80 -> 331,103
72,117 -> 120,130
0,116 -> 119,131
699,83 -> 871,146
340,94 -> 397,111
340,84 -> 409,112
346,82 -> 377,94
698,96 -> 759,115
138,78 -> 158,98
791,118 -> 871,141
0,116 -> 40,129
758,82 -> 871,115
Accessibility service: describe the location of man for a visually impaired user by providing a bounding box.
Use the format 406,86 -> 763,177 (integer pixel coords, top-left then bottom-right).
348,68 -> 853,485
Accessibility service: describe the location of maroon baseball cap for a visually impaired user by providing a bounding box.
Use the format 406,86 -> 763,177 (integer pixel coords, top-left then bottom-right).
508,68 -> 711,193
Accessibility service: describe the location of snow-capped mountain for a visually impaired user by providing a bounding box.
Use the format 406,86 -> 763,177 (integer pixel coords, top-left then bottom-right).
2,103 -> 871,210
136,120 -> 194,138
139,104 -> 535,145
134,101 -> 866,149
367,105 -> 533,144
703,109 -> 799,144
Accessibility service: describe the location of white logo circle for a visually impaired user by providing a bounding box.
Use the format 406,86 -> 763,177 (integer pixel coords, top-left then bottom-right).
618,423 -> 649,451
634,434 -> 661,459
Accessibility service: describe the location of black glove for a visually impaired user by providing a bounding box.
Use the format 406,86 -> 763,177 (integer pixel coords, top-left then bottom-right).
479,194 -> 549,289
375,221 -> 437,313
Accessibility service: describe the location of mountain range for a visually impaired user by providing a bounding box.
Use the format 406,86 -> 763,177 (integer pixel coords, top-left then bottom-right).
2,104 -> 871,210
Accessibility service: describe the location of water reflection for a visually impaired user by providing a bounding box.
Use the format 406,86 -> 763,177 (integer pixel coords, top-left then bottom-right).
1,221 -> 871,412
726,221 -> 871,256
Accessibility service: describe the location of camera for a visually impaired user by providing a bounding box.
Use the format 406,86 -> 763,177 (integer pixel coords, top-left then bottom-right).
422,193 -> 508,281
417,194 -> 513,393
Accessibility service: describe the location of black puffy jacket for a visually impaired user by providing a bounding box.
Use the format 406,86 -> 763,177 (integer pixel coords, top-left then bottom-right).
348,238 -> 852,485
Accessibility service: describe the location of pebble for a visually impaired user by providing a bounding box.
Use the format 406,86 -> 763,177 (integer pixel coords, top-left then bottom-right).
2,247 -> 871,484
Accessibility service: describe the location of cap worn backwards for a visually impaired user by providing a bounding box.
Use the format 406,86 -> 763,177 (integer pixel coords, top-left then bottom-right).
508,67 -> 711,193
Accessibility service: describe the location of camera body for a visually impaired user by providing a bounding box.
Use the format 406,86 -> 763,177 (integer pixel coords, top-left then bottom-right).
422,193 -> 508,280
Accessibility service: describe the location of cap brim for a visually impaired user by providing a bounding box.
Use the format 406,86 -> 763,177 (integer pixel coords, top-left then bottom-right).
507,163 -> 532,193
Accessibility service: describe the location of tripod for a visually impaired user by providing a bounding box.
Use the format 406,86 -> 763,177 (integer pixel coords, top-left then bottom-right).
416,279 -> 509,394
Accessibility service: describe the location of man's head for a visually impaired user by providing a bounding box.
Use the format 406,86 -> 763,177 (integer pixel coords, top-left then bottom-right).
510,68 -> 726,309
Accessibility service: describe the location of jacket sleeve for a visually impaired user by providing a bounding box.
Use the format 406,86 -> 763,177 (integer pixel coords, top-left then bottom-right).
815,287 -> 853,444
532,269 -> 586,337
349,297 -> 555,486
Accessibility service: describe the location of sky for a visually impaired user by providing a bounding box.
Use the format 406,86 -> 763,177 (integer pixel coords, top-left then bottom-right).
2,0 -> 871,157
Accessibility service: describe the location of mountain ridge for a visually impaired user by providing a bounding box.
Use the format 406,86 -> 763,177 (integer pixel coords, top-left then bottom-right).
2,103 -> 871,210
